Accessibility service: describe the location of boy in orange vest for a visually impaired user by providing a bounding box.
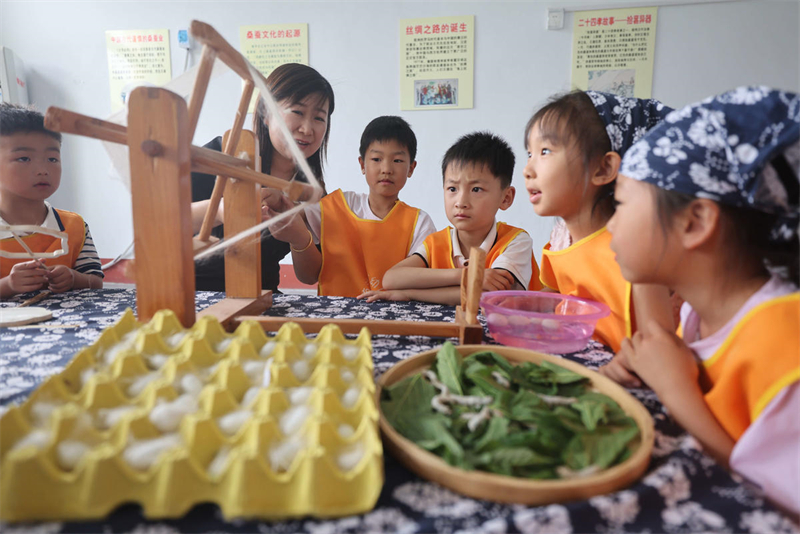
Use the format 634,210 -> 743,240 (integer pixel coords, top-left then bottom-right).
0,103 -> 103,298
360,131 -> 540,305
266,116 -> 436,296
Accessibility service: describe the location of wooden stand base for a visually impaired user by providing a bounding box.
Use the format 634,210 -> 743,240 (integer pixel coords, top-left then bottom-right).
198,290 -> 273,331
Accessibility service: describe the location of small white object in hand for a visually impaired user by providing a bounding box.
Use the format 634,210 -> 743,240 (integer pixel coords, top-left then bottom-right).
279,405 -> 311,435
337,423 -> 355,439
208,446 -> 231,479
290,360 -> 312,382
217,409 -> 252,436
123,434 -> 182,471
259,341 -> 276,358
268,434 -> 305,473
340,386 -> 361,409
149,394 -> 199,433
339,344 -> 360,361
337,441 -> 365,471
127,372 -> 159,397
287,386 -> 314,405
12,429 -> 50,452
56,440 -> 90,471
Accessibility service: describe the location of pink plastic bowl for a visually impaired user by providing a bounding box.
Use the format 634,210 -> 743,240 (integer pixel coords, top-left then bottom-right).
480,291 -> 610,354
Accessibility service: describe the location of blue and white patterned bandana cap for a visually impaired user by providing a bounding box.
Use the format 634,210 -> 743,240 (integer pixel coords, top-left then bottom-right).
620,86 -> 800,243
586,91 -> 674,157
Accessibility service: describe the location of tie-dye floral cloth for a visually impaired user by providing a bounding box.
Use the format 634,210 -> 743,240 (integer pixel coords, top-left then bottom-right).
1,289 -> 796,534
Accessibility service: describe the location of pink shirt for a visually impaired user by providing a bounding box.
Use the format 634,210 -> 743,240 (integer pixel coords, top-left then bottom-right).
680,276 -> 800,514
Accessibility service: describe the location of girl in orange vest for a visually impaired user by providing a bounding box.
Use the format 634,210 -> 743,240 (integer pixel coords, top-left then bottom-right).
606,87 -> 799,514
523,91 -> 675,352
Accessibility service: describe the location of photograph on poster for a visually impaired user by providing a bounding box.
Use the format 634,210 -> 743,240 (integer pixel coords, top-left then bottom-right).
414,78 -> 458,107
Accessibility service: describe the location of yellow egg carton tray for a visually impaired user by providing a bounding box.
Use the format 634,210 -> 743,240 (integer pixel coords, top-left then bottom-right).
0,309 -> 383,522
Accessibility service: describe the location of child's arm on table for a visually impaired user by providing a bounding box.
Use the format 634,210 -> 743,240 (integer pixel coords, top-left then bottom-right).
0,261 -> 49,298
600,283 -> 675,387
624,322 -> 735,467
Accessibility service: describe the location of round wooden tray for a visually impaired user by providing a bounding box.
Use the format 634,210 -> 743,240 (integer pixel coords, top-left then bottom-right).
376,345 -> 654,506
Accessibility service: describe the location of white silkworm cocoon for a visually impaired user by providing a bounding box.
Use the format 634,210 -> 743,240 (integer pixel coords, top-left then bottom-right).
166,332 -> 186,348
199,362 -> 221,380
80,367 -> 96,387
123,433 -> 182,471
268,435 -> 305,473
279,405 -> 311,436
339,344 -> 360,361
13,429 -> 50,452
488,313 -> 509,327
102,335 -> 136,366
339,368 -> 356,383
337,423 -> 355,439
29,402 -> 57,426
146,354 -> 170,370
179,374 -> 204,396
127,372 -> 159,397
208,446 -> 231,479
542,318 -> 560,331
217,409 -> 252,436
287,387 -> 314,405
340,386 -> 361,409
261,358 -> 273,387
96,405 -> 137,430
509,315 -> 529,327
241,386 -> 261,407
215,338 -> 233,353
529,317 -> 542,326
259,341 -> 276,358
302,343 -> 317,359
290,360 -> 312,382
56,440 -> 90,471
242,360 -> 266,383
149,394 -> 199,433
337,441 -> 365,471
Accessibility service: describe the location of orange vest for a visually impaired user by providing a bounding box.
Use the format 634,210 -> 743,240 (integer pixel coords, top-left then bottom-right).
318,189 -> 422,297
698,293 -> 800,441
422,223 -> 541,290
540,227 -> 632,352
0,209 -> 85,278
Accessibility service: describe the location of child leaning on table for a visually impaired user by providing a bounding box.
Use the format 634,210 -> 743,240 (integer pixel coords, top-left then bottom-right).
0,103 -> 103,298
266,115 -> 436,297
601,87 -> 799,514
524,91 -> 676,352
360,131 -> 540,306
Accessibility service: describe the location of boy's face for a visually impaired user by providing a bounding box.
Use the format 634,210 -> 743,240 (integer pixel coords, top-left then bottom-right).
359,139 -> 417,201
0,132 -> 62,204
443,162 -> 514,235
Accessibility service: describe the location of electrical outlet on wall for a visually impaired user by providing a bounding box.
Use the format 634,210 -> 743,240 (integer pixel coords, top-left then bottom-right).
547,8 -> 564,31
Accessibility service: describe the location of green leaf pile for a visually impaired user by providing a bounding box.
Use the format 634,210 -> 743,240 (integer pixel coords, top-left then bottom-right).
381,342 -> 640,479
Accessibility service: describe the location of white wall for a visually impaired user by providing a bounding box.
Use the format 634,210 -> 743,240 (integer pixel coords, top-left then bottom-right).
1,0 -> 798,262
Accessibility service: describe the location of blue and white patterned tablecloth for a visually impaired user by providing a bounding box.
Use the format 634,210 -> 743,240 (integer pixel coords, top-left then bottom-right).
0,289 -> 796,534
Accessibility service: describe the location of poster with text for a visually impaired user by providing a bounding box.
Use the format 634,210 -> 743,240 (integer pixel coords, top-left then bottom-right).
399,16 -> 474,111
106,29 -> 171,112
240,23 -> 309,112
571,7 -> 658,99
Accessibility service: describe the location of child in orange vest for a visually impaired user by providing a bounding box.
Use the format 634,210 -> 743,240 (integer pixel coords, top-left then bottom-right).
605,87 -> 799,514
360,131 -> 539,305
0,103 -> 103,298
266,116 -> 435,297
524,91 -> 675,351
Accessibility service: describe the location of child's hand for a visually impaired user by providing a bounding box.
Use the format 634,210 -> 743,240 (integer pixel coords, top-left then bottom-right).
482,269 -> 515,291
626,322 -> 700,400
47,265 -> 76,293
599,345 -> 642,388
7,261 -> 49,294
357,289 -> 410,303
